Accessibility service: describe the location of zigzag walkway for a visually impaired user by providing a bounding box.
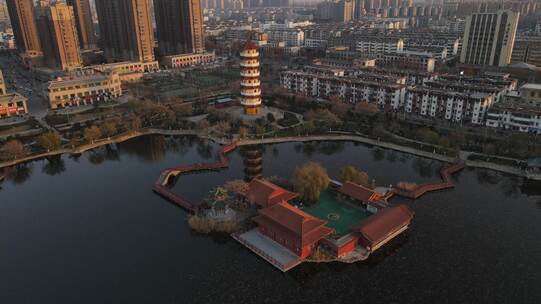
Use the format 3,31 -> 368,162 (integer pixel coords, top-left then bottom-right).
392,161 -> 466,199
152,143 -> 237,212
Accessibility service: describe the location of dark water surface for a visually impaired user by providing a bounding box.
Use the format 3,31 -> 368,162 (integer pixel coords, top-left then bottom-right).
1,135 -> 540,304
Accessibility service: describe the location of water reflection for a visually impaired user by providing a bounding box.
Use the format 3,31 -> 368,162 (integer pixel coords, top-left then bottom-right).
42,156 -> 65,176
476,169 -> 501,185
3,163 -> 33,184
372,148 -> 385,161
412,158 -> 437,178
119,135 -> 167,162
293,141 -> 346,157
240,145 -> 263,181
196,140 -> 214,160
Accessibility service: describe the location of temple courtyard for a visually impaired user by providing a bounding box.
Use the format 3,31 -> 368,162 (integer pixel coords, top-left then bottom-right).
301,190 -> 372,236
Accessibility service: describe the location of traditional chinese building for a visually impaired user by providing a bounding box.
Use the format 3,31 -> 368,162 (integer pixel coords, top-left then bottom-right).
253,201 -> 334,259
245,178 -> 298,208
239,39 -> 262,115
338,181 -> 382,204
356,204 -> 414,251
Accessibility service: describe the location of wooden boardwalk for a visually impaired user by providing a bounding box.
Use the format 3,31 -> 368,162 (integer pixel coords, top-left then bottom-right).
152,143 -> 237,212
392,161 -> 466,199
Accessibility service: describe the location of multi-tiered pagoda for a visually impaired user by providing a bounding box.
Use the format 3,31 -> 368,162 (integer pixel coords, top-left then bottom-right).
239,39 -> 262,115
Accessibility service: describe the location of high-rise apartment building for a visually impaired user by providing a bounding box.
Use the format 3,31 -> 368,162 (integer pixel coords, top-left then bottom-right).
6,0 -> 41,55
0,70 -> 7,95
316,0 -> 354,22
0,2 -> 10,24
511,36 -> 541,67
460,10 -> 520,67
95,0 -> 154,62
37,2 -> 82,71
154,0 -> 205,56
66,0 -> 96,50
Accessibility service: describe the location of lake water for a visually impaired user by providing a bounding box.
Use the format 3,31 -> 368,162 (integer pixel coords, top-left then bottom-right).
1,135 -> 540,303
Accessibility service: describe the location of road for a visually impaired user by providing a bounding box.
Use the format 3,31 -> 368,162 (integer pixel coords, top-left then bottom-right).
0,52 -> 49,118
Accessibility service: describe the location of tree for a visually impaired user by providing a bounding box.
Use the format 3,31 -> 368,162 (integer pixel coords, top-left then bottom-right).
130,116 -> 142,130
416,128 -> 440,145
172,103 -> 193,117
1,140 -> 26,160
293,162 -> 330,203
329,95 -> 349,117
266,112 -> 275,123
338,166 -> 372,188
100,122 -> 117,138
354,102 -> 379,115
371,124 -> 386,139
238,126 -> 249,139
195,119 -> 210,131
213,121 -> 231,138
37,132 -> 61,151
304,109 -> 340,124
482,143 -> 496,155
448,129 -> 466,149
302,121 -> 316,133
83,126 -> 102,143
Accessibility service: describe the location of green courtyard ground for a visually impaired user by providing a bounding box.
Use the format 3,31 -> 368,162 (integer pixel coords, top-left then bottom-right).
302,190 -> 371,236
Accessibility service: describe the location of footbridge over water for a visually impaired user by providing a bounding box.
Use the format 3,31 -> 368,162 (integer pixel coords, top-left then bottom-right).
152,143 -> 237,212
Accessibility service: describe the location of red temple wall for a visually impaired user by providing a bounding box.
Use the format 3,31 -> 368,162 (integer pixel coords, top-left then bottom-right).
258,225 -> 302,256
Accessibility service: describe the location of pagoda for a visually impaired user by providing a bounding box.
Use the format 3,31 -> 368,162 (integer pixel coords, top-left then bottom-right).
239,38 -> 262,115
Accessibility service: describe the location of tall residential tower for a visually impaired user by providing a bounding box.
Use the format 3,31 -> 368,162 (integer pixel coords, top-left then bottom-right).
154,0 -> 205,56
6,0 -> 41,55
95,0 -> 155,62
66,0 -> 96,50
37,2 -> 82,71
460,10 -> 520,66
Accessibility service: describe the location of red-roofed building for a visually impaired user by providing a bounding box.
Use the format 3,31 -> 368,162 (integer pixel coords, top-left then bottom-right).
253,201 -> 334,258
245,179 -> 299,208
356,204 -> 414,251
339,181 -> 382,203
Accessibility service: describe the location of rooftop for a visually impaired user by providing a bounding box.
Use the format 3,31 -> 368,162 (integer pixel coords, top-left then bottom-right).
245,178 -> 299,208
355,204 -> 414,247
338,181 -> 380,203
0,92 -> 27,103
522,83 -> 541,91
255,201 -> 333,243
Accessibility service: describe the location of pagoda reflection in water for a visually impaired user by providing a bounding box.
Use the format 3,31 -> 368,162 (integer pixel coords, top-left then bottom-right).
240,145 -> 263,181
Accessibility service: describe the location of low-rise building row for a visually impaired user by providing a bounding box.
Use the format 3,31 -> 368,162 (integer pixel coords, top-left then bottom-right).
47,69 -> 122,109
280,69 -> 406,109
486,83 -> 541,134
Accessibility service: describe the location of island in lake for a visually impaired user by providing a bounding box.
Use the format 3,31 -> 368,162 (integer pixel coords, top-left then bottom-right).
153,140 -> 464,272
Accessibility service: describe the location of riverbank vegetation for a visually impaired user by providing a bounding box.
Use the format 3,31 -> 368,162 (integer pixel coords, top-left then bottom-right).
396,182 -> 419,191
264,89 -> 541,162
187,215 -> 240,234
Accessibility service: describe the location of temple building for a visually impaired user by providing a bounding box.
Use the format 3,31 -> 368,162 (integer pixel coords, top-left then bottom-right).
338,181 -> 382,204
234,178 -> 415,271
355,204 -> 414,251
239,39 -> 262,115
245,178 -> 298,208
253,201 -> 334,259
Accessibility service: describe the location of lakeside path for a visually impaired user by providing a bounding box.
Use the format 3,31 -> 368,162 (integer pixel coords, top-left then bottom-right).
1,130 -> 539,181
238,135 -> 540,180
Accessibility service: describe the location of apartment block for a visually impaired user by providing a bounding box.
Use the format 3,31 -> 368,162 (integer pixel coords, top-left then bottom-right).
47,69 -> 122,109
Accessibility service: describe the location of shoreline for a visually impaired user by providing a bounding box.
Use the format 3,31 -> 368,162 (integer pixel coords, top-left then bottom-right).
1,129 -> 539,181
